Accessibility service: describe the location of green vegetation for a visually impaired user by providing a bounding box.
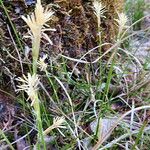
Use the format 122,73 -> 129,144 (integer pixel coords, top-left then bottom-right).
0,0 -> 150,149
126,0 -> 146,30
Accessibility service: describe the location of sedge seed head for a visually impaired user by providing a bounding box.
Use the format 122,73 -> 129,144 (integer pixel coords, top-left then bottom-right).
43,116 -> 66,135
37,54 -> 48,71
93,0 -> 106,20
115,12 -> 128,30
22,2 -> 54,44
16,73 -> 39,106
53,116 -> 66,129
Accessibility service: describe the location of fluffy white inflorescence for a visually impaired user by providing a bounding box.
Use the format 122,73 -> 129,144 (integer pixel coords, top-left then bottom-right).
22,2 -> 54,44
93,0 -> 106,20
115,13 -> 128,33
43,116 -> 66,135
16,73 -> 39,106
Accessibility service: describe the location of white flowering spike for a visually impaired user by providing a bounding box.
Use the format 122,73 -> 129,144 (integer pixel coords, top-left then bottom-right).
22,1 -> 54,44
115,12 -> 128,32
16,73 -> 39,106
43,116 -> 66,135
93,0 -> 106,20
37,54 -> 48,71
53,117 -> 66,129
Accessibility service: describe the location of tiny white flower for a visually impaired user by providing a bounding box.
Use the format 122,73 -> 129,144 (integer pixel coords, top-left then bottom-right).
16,73 -> 39,106
37,54 -> 48,71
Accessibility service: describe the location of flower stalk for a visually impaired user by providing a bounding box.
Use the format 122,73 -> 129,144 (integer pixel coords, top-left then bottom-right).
115,12 -> 128,40
18,0 -> 55,149
22,1 -> 54,73
32,36 -> 41,73
92,0 -> 106,99
93,0 -> 106,52
108,12 -> 128,64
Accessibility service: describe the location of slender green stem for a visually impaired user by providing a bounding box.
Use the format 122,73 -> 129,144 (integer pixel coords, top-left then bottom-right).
32,35 -> 41,74
96,16 -> 103,100
131,120 -> 147,150
33,57 -> 38,74
103,59 -> 115,102
0,129 -> 15,150
46,71 -> 60,104
32,29 -> 45,149
33,94 -> 46,149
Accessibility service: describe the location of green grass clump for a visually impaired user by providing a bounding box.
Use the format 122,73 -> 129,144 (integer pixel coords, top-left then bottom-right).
126,0 -> 145,30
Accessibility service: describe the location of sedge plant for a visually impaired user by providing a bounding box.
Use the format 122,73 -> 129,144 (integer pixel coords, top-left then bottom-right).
103,12 -> 128,101
16,0 -> 57,149
92,0 -> 106,72
101,12 -> 129,105
93,0 -> 106,48
92,0 -> 106,101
